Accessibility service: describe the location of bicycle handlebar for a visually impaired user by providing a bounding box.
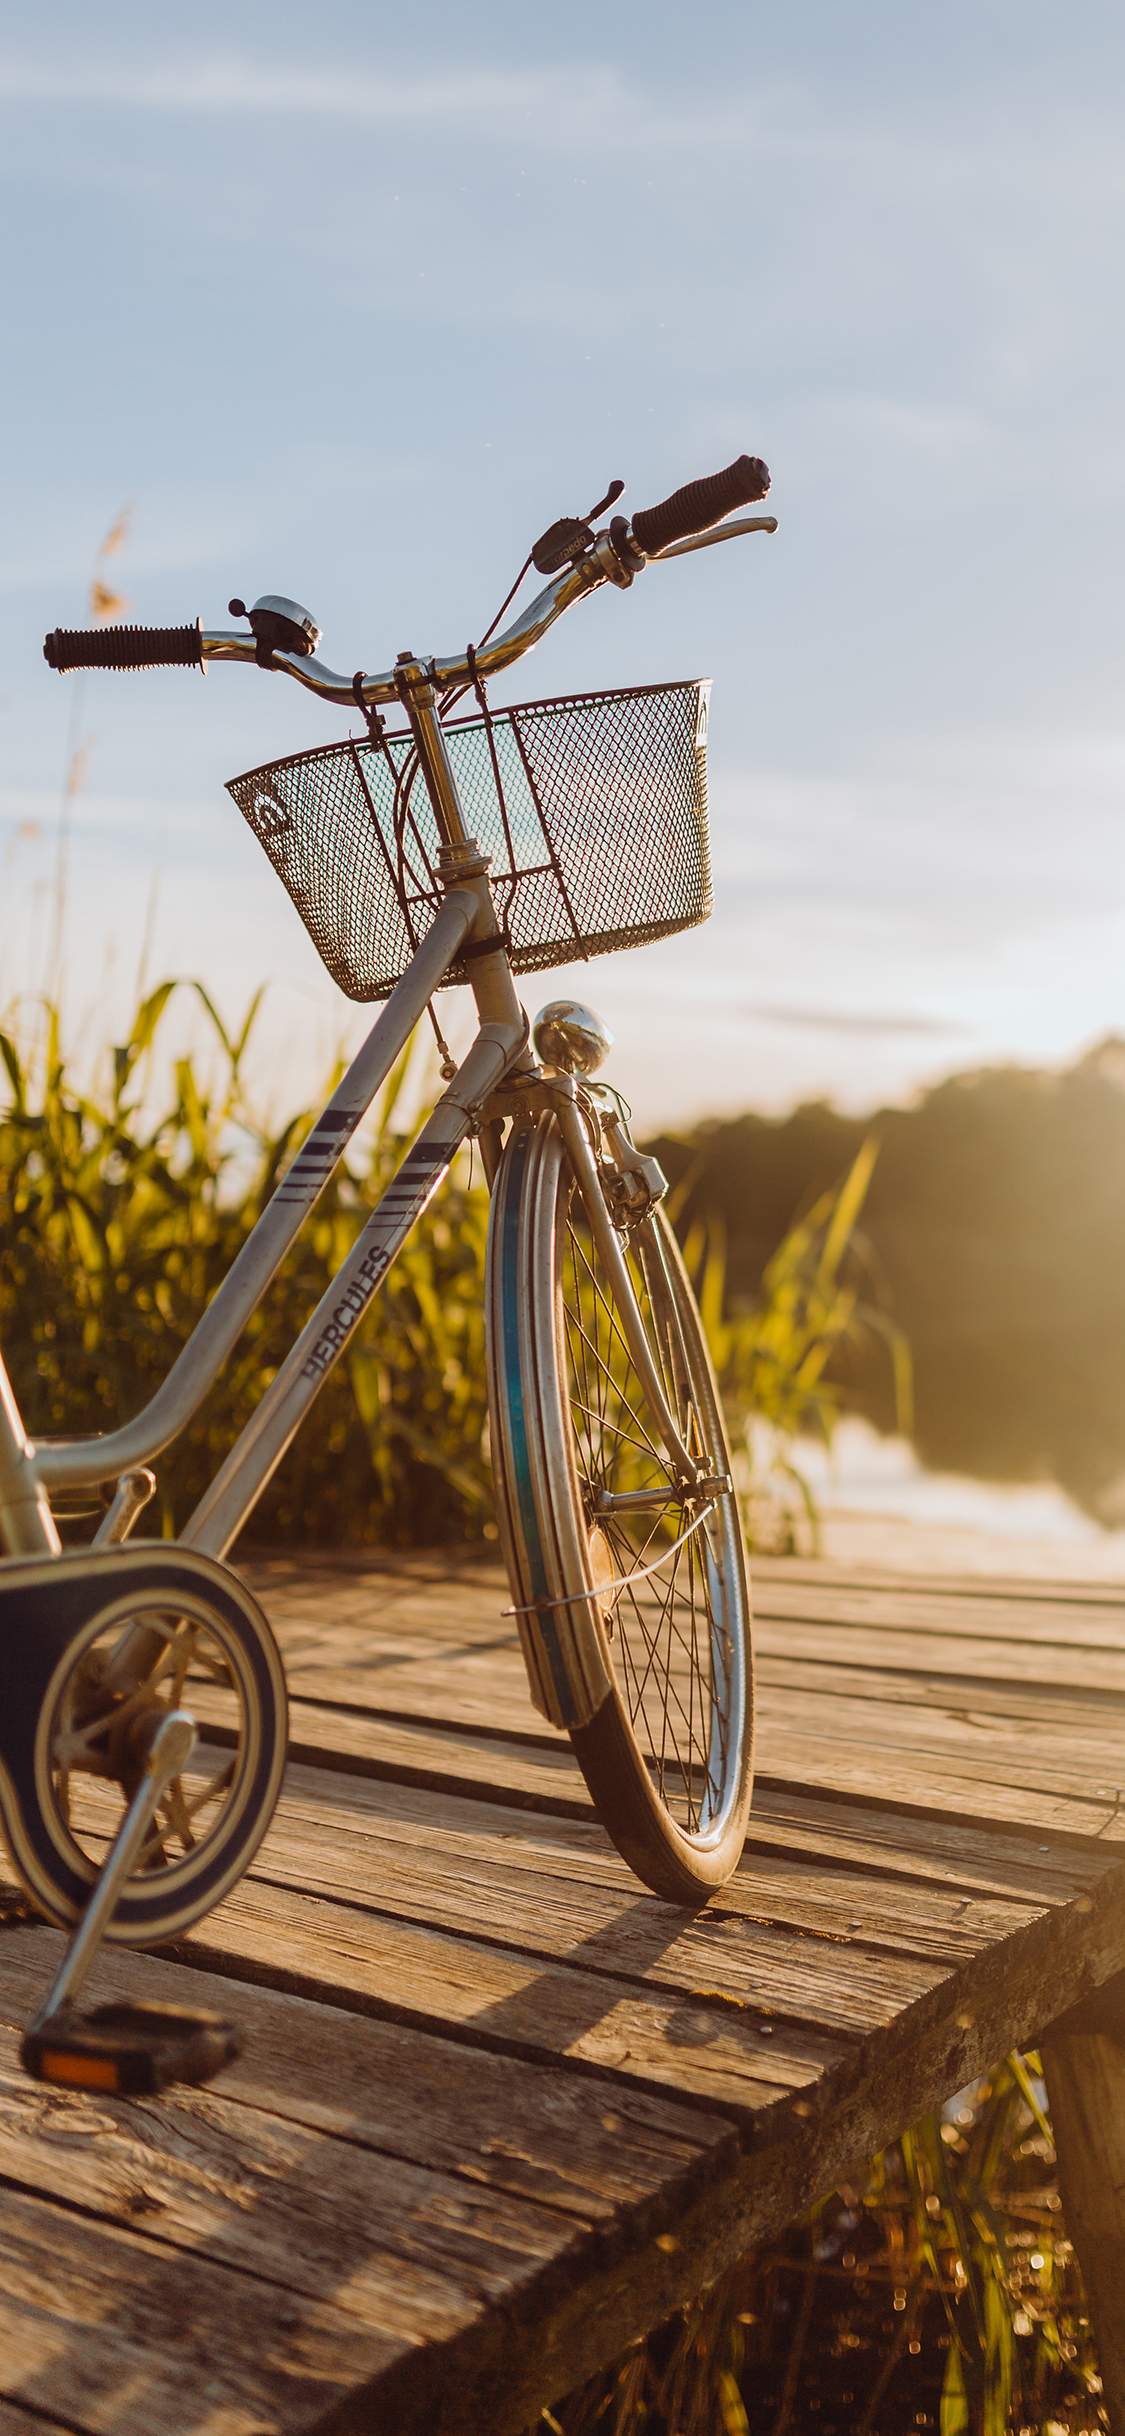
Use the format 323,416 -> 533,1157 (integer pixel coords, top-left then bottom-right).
630,454 -> 770,558
43,453 -> 774,706
43,621 -> 204,674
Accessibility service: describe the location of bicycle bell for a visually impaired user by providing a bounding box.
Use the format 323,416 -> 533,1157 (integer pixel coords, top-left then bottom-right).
532,1000 -> 613,1077
228,595 -> 322,659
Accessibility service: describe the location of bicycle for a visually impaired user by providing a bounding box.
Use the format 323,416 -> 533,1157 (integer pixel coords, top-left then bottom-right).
1,452 -> 777,2090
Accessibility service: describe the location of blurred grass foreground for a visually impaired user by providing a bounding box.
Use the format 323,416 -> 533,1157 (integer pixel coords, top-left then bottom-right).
0,983 -> 892,1551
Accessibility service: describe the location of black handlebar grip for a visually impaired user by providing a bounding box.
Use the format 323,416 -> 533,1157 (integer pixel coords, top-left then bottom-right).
630,455 -> 771,558
44,621 -> 204,673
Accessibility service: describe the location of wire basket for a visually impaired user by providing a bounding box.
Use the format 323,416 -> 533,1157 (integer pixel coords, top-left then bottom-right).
226,678 -> 712,1002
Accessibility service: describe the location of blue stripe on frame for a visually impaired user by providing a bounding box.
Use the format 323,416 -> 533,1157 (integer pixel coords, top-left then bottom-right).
498,1131 -> 576,1727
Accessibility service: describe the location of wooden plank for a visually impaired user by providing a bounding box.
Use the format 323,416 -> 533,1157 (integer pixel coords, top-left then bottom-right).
0,1928 -> 733,2228
248,1544 -> 1125,1631
754,1722 -> 1125,1840
247,1563 -> 520,1661
93,1724 -> 1109,1925
285,1645 -> 1125,1748
170,1875 -> 851,2111
243,1575 -> 1125,1785
246,1760 -> 1043,1997
267,1764 -> 1080,1963
754,1588 -> 1125,1646
244,1562 -> 1125,1758
279,1679 -> 1125,1841
741,1785 -> 1113,1903
270,1716 -> 1125,1923
750,1556 -> 1125,1625
243,1546 -> 510,1611
8,1551 -> 1125,2436
0,2180 -> 400,2436
250,1548 -> 1125,1661
757,1653 -> 1125,1738
285,1696 -> 594,1816
0,2013 -> 611,2346
70,1744 -> 1063,2010
280,1651 -> 539,1739
166,1809 -> 1125,2107
755,1617 -> 1125,1693
0,2048 -> 568,2342
6,1873 -> 1114,2436
272,1671 -> 1125,1839
273,1638 -> 1125,1767
267,1682 -> 1125,1913
756,1680 -> 1125,1800
213,1664 -> 1125,1929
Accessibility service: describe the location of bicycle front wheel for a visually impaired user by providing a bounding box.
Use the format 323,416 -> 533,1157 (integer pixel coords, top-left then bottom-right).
487,1115 -> 754,1902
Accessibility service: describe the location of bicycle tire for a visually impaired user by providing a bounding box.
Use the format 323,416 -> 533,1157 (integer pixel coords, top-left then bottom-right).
487,1114 -> 754,1902
0,1545 -> 287,1943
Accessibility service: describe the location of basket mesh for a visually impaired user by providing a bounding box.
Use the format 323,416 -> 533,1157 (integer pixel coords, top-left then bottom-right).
226,679 -> 712,1001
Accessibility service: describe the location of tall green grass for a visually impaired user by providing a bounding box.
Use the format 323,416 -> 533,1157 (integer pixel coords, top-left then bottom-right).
0,984 -> 891,1552
0,985 -> 492,1545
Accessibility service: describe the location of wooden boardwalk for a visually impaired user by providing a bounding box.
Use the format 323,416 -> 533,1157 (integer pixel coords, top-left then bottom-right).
4,1549 -> 1125,2435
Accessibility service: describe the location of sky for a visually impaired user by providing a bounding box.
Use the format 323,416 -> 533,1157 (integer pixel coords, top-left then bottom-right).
2,1 -> 1124,1129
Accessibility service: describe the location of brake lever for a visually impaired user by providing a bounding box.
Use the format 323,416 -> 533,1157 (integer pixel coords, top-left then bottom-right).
530,478 -> 627,576
654,515 -> 778,561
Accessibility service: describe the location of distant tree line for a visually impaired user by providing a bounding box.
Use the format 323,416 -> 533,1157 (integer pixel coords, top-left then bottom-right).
649,1039 -> 1125,1524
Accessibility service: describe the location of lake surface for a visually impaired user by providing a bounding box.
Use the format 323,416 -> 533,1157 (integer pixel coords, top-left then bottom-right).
792,1419 -> 1125,1580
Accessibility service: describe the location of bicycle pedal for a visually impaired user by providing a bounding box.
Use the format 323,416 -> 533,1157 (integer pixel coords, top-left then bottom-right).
21,2000 -> 241,2096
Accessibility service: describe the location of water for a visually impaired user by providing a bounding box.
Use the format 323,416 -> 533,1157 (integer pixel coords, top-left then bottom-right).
789,1418 -> 1125,1580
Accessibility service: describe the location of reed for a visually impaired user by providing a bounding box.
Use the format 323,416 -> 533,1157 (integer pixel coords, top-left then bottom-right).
530,2052 -> 1098,2436
0,984 -> 492,1545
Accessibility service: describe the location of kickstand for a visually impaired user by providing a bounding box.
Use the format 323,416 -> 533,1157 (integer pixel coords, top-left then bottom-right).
21,1708 -> 242,2095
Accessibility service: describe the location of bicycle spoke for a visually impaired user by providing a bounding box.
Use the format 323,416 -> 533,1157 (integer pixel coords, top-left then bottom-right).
610,1542 -> 709,1761
565,1393 -> 668,1476
564,1287 -> 665,1471
47,1613 -> 252,1886
571,1230 -> 655,1402
594,1416 -> 722,1823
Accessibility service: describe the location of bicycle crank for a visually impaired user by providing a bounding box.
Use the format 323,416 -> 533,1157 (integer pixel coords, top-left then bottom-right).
21,1708 -> 241,2095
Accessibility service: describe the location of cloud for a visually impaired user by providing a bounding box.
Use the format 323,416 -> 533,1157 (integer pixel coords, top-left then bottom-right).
739,1005 -> 972,1036
2,48 -> 1121,196
0,57 -> 539,115
0,54 -> 662,142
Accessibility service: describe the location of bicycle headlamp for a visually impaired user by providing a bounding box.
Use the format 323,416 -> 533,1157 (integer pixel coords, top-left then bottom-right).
533,1000 -> 613,1078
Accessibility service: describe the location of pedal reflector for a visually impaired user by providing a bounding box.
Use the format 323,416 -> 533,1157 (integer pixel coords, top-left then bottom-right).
22,2001 -> 241,2096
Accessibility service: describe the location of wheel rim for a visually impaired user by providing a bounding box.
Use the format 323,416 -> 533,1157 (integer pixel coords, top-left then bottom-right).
558,1193 -> 748,1845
